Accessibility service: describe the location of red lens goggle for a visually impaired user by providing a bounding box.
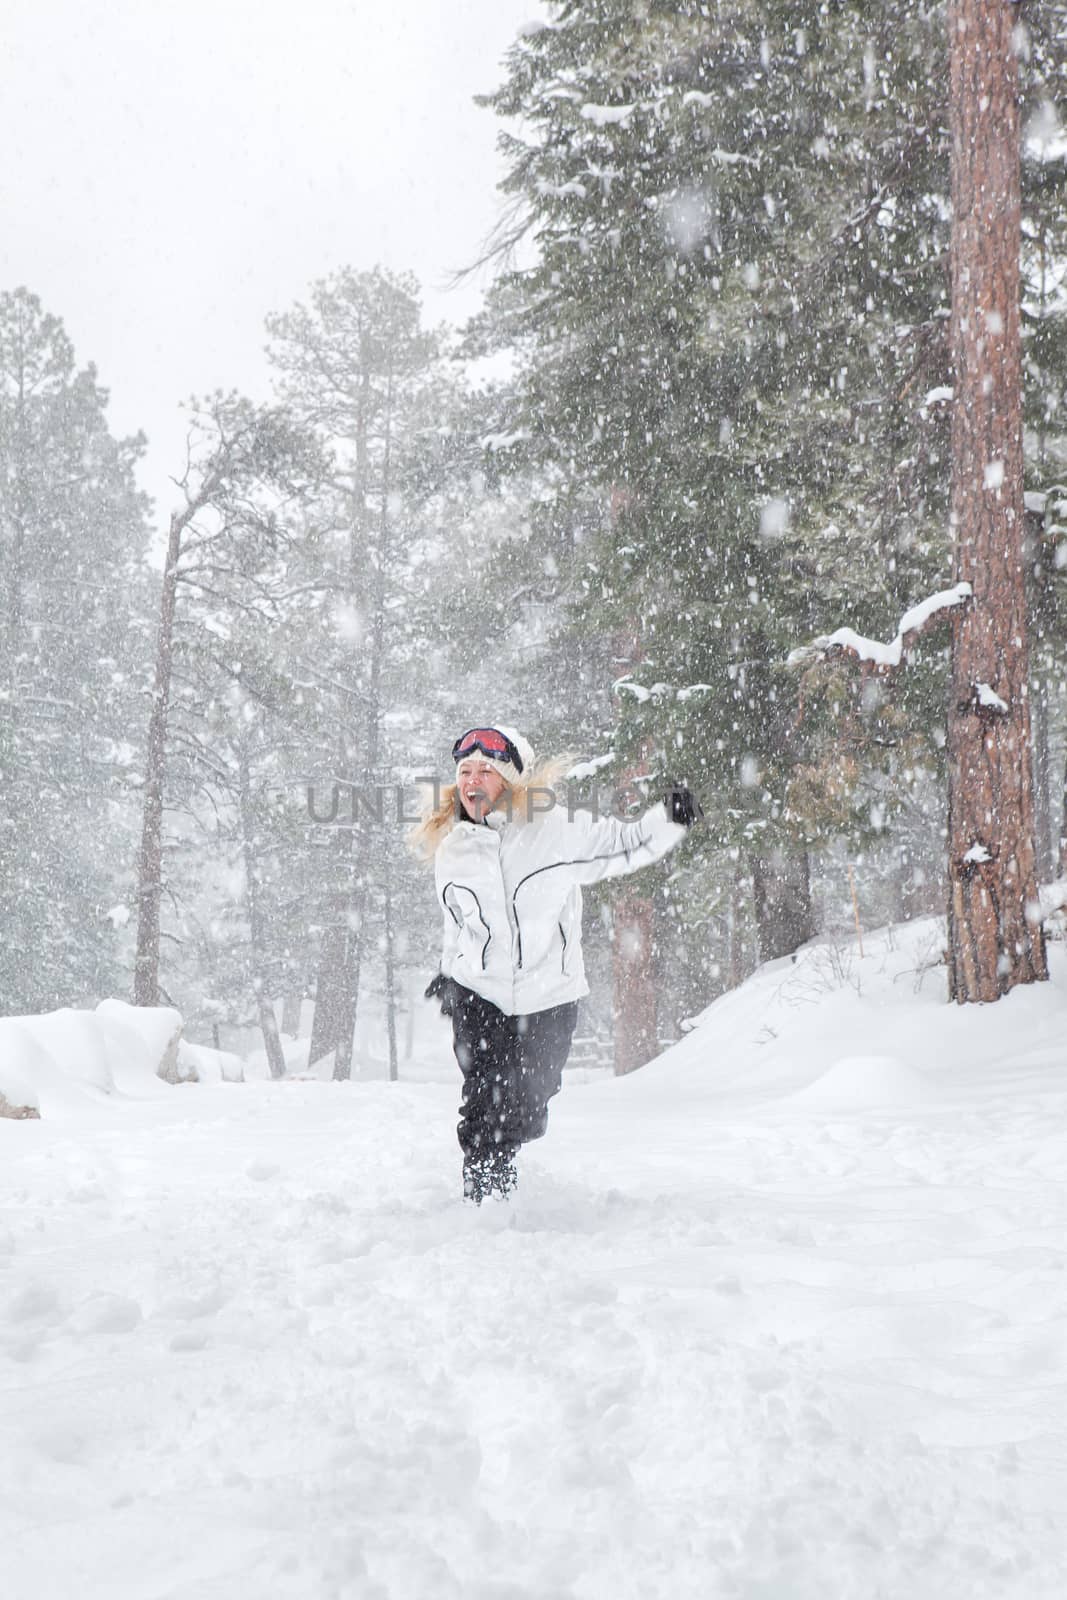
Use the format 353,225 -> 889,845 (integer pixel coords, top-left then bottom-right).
452,727 -> 524,774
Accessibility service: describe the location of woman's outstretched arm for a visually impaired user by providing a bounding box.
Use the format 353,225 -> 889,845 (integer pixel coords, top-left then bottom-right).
555,792 -> 698,886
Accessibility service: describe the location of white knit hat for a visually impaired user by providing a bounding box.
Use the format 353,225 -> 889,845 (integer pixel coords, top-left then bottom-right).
452,723 -> 535,787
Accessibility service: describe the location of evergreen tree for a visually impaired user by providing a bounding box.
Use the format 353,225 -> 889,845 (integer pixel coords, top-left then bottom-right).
0,288 -> 150,1011
477,1 -> 1067,980
266,266 -> 469,1077
133,393 -> 318,1009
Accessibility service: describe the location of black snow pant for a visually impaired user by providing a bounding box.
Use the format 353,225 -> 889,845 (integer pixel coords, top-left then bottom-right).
450,983 -> 579,1163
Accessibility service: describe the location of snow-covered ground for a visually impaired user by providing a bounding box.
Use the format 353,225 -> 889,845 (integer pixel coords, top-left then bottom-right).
2,920 -> 1065,1599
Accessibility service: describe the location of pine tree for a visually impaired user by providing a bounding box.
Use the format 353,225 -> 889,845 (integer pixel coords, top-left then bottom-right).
478,1 -> 1067,993
266,266 -> 460,1077
0,288 -> 150,1011
944,0 -> 1046,1001
133,393 -> 317,1008
476,2 -> 950,969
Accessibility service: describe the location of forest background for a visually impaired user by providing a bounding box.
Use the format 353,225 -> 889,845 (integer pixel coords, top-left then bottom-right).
3,1 -> 1067,1077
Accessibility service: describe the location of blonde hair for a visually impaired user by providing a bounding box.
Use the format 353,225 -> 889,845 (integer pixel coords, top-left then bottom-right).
407,752 -> 579,863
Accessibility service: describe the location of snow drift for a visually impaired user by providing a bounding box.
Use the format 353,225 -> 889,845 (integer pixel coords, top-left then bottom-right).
2,920 -> 1065,1598
0,1000 -> 183,1117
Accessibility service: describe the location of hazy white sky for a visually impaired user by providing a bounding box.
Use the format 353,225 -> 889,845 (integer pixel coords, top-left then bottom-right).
1,0 -> 543,518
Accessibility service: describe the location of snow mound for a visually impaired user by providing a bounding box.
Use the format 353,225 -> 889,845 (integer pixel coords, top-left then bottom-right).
0,1000 -> 183,1118
95,999 -> 182,1084
176,1039 -> 245,1084
786,1053 -> 939,1111
612,913 -> 1067,1123
0,1022 -> 53,1118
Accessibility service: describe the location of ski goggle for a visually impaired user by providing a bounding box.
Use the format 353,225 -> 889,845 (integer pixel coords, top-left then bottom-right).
451,726 -> 525,774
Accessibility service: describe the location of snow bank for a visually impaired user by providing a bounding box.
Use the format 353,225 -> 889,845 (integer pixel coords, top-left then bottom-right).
613,913 -> 1067,1123
2,918 -> 1066,1597
95,999 -> 182,1085
0,1000 -> 183,1118
174,1039 -> 245,1084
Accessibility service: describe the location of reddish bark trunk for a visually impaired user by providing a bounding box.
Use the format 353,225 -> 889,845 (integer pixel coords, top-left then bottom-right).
945,0 -> 1047,1001
612,890 -> 658,1076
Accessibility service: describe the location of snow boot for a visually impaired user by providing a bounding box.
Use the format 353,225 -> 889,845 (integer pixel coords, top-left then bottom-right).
462,1151 -> 518,1205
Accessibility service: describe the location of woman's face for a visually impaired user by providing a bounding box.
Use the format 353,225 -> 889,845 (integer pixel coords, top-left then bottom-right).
457,758 -> 506,820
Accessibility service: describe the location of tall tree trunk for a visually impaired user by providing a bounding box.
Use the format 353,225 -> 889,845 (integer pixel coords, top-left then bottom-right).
332,361 -> 393,1080
609,608 -> 660,1075
237,734 -> 286,1079
134,464 -> 221,1007
945,0 -> 1047,1001
320,841 -> 369,1090
308,797 -> 354,1068
727,856 -> 747,989
1031,676 -> 1053,883
308,924 -> 348,1065
612,890 -> 657,1075
384,877 -> 399,1082
895,845 -> 924,923
281,993 -> 302,1037
404,971 -> 417,1061
309,337 -> 372,1071
257,996 -> 287,1081
133,508 -> 185,1006
748,849 -> 815,963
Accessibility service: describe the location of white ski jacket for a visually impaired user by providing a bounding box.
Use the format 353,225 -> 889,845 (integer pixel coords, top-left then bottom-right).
434,798 -> 689,1016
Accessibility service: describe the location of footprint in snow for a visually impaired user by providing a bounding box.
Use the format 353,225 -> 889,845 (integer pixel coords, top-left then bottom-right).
169,1330 -> 210,1352
5,1282 -> 63,1324
245,1159 -> 282,1181
69,1292 -> 143,1336
158,1282 -> 229,1320
32,1423 -> 90,1465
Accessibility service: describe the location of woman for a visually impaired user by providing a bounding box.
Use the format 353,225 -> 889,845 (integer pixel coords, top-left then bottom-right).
409,724 -> 703,1203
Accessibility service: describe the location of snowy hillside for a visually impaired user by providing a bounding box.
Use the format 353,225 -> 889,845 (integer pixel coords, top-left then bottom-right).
2,920 -> 1065,1599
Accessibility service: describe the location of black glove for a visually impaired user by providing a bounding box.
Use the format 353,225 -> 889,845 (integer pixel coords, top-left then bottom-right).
665,785 -> 704,828
424,972 -> 460,1017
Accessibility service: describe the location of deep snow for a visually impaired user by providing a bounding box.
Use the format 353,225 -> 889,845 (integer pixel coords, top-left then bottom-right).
2,920 -> 1065,1599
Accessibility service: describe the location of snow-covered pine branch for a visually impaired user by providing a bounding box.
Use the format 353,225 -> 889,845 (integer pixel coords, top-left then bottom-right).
787,582 -> 973,673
